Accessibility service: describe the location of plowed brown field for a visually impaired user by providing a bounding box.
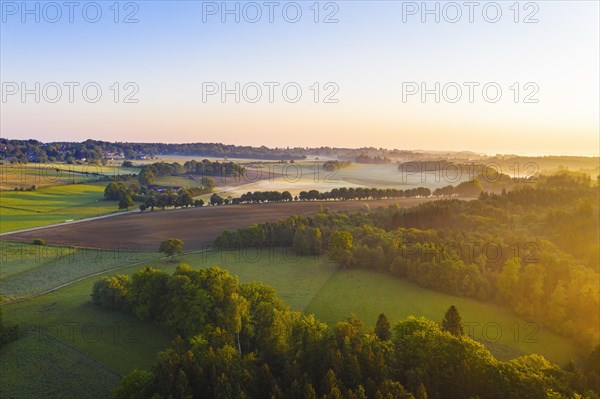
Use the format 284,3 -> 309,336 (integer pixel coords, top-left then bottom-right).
2,198 -> 434,250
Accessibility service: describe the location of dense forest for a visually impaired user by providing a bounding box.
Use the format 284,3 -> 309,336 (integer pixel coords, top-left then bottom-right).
214,173 -> 600,349
92,266 -> 600,399
0,139 -> 429,163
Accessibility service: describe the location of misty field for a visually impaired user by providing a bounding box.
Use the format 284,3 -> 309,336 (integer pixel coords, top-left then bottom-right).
213,162 -> 473,199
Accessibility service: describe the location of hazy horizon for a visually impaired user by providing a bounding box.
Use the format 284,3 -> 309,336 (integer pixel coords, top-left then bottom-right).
2,135 -> 599,159
2,1 -> 599,156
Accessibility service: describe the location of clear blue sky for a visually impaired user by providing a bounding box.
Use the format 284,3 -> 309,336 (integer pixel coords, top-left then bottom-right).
1,1 -> 598,155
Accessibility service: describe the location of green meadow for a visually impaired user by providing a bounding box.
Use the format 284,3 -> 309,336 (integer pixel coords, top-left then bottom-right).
304,268 -> 581,364
0,331 -> 121,399
0,183 -> 131,233
0,242 -> 158,301
0,163 -> 138,190
153,174 -> 207,188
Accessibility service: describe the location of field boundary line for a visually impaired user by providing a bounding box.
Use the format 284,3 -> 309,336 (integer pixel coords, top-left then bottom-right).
0,209 -> 139,236
0,205 -> 43,213
301,265 -> 342,313
1,197 -> 442,237
18,329 -> 124,378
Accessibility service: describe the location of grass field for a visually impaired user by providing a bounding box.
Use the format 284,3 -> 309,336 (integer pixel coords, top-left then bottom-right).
0,242 -> 159,301
0,183 -> 133,233
0,163 -> 138,190
153,174 -> 206,188
304,268 -> 581,364
0,330 -> 121,399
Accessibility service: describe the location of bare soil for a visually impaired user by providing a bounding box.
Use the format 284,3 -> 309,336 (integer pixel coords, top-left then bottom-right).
2,198 -> 432,251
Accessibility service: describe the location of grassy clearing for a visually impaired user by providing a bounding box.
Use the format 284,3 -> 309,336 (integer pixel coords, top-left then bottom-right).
0,183 -> 132,233
304,268 -> 580,365
1,254 -> 176,396
215,176 -> 362,198
337,163 -> 472,189
153,175 -> 206,188
173,249 -> 339,310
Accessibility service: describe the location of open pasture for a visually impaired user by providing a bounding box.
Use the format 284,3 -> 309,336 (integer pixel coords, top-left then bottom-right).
0,183 -> 131,233
0,241 -> 158,301
0,163 -> 138,190
304,268 -> 581,365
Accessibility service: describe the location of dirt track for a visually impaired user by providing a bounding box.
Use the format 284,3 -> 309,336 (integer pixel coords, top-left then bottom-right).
2,199 -> 432,251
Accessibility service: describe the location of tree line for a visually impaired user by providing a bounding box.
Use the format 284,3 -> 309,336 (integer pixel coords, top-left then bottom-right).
209,186 -> 435,207
210,181 -> 490,207
355,154 -> 392,164
0,139 -> 308,163
91,266 -> 600,399
322,160 -> 352,171
107,181 -> 475,211
104,180 -> 211,210
137,160 -> 246,185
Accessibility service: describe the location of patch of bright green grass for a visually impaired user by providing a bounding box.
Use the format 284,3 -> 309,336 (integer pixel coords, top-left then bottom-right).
304,268 -> 581,365
153,175 -> 206,188
0,163 -> 138,190
173,249 -> 339,310
0,183 -> 132,233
